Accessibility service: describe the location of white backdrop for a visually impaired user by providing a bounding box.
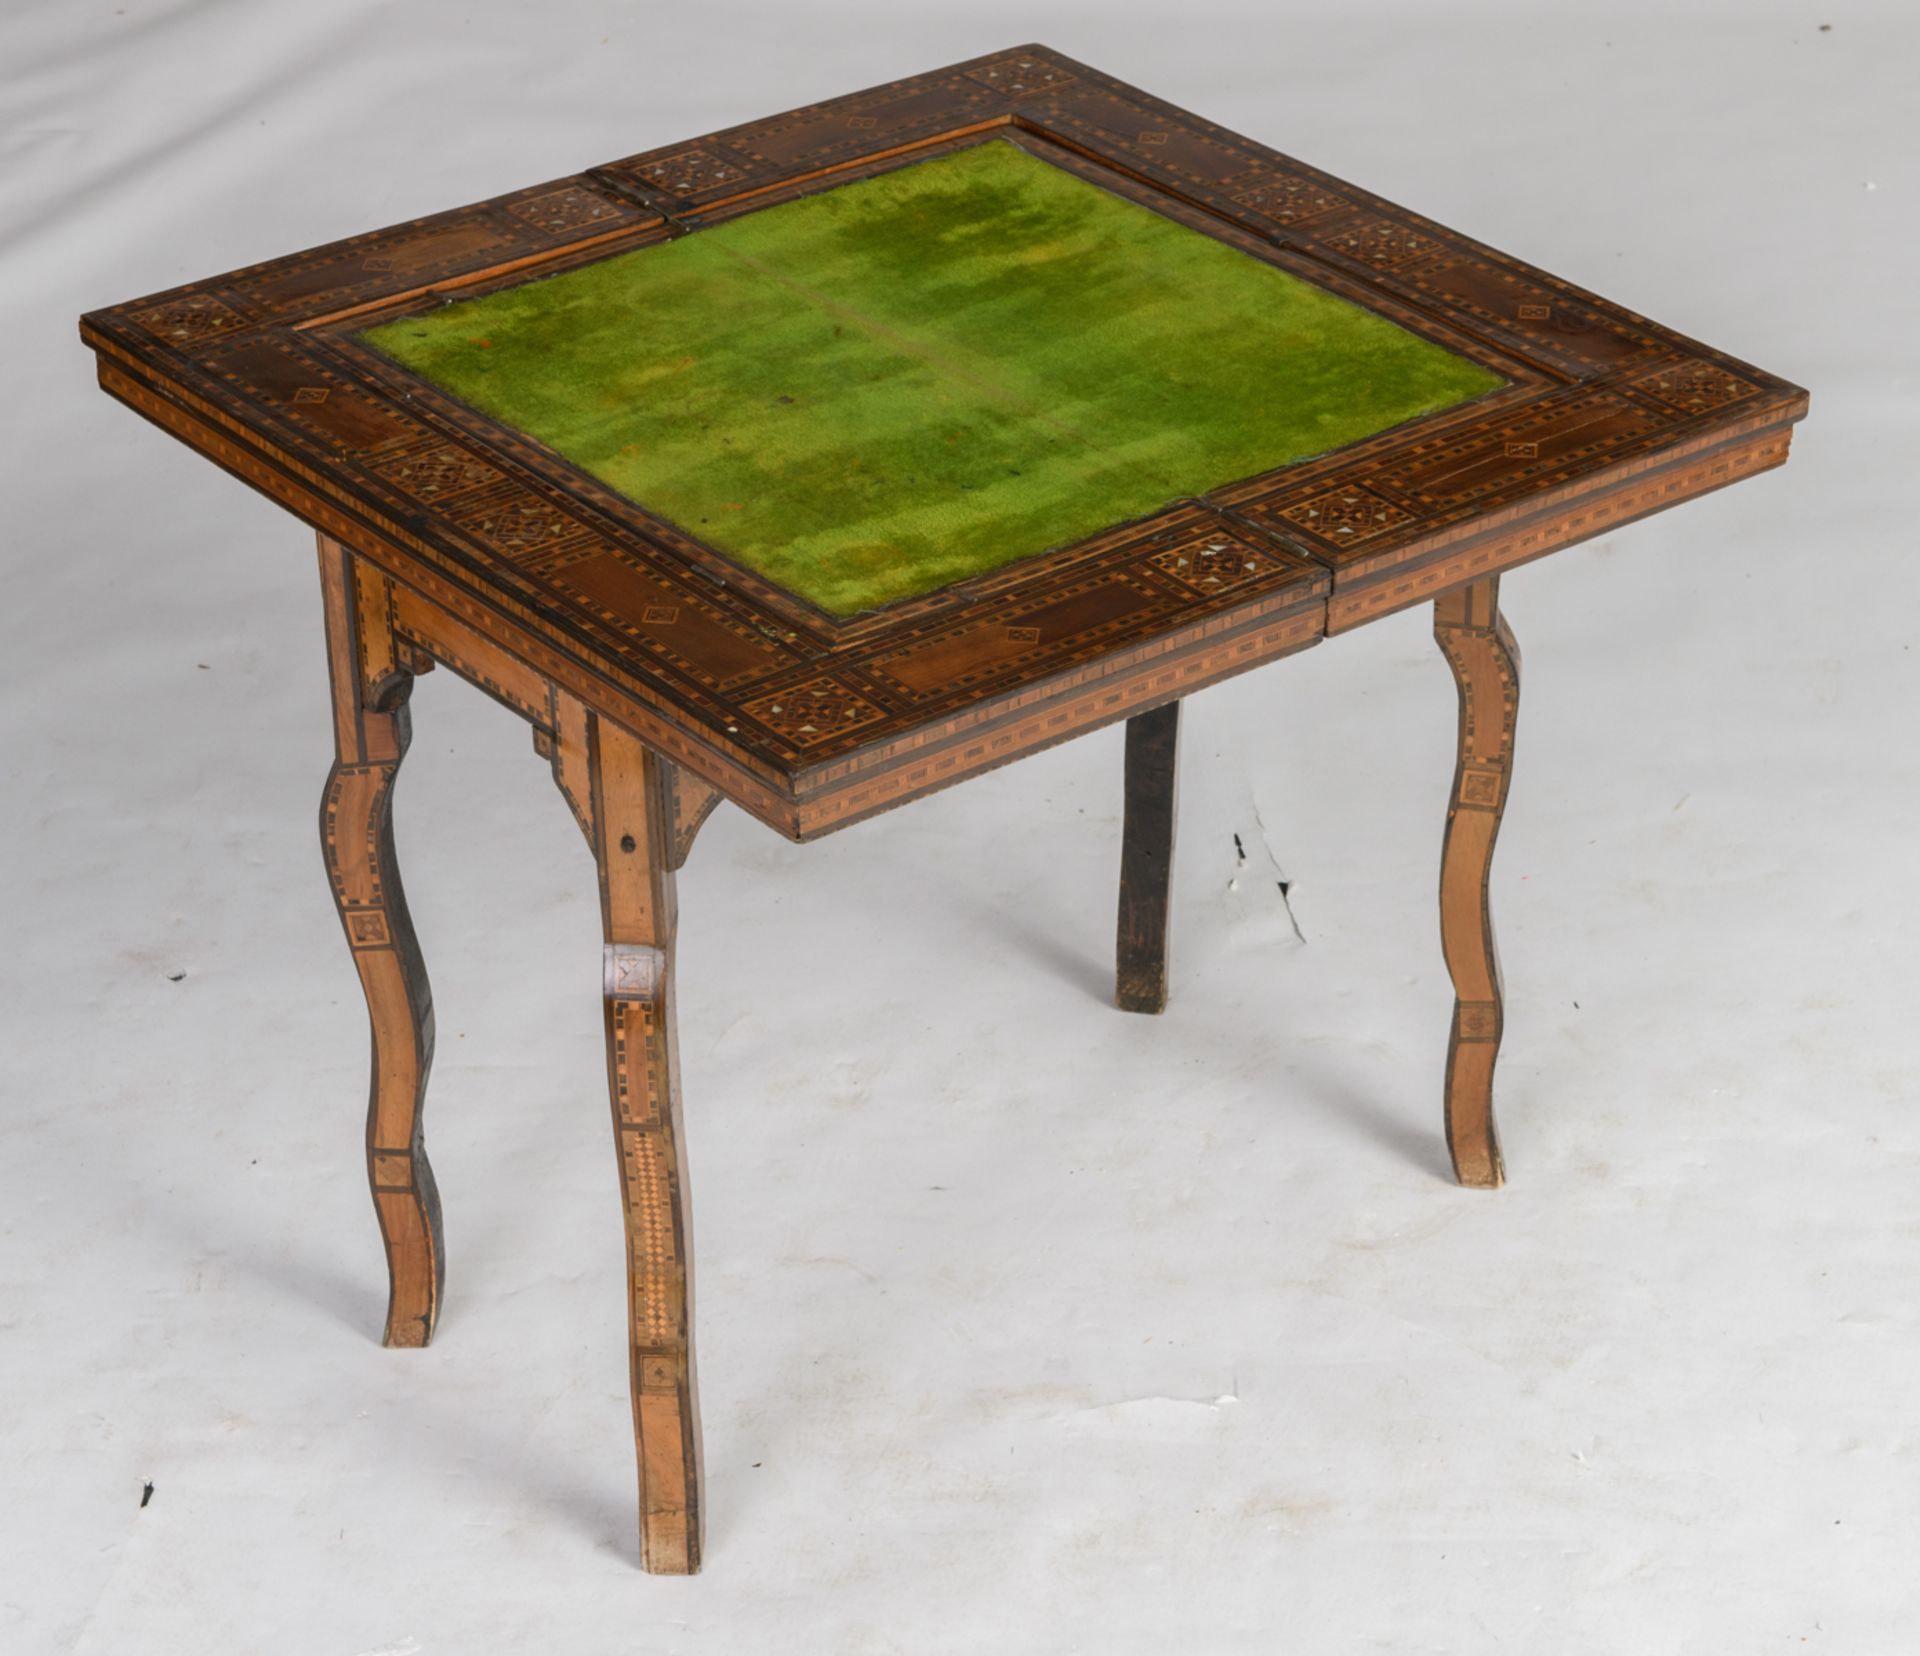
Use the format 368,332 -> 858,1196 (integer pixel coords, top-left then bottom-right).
3,2 -> 1915,1650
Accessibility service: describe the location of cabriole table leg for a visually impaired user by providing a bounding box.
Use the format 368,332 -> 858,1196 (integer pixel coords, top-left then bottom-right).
1434,576 -> 1522,1190
585,711 -> 705,1574
316,535 -> 444,1346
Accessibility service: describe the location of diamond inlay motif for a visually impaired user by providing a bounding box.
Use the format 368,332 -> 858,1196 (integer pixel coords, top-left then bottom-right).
743,677 -> 887,747
963,53 -> 1075,92
1230,176 -> 1346,225
1276,486 -> 1418,547
454,499 -> 590,562
1147,533 -> 1286,596
132,293 -> 250,344
372,444 -> 500,501
634,148 -> 748,195
1632,361 -> 1759,417
507,185 -> 624,235
1321,218 -> 1439,270
1458,1002 -> 1500,1038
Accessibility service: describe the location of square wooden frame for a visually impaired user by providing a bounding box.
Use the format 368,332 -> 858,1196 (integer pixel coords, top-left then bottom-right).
81,43 -> 1807,839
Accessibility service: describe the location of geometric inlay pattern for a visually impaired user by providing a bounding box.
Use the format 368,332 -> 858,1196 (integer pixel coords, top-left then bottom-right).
1458,764 -> 1503,806
1457,1001 -> 1501,1039
964,51 -> 1076,92
1147,530 -> 1292,597
1631,360 -> 1761,417
131,292 -> 250,345
448,496 -> 594,563
1274,485 -> 1419,547
1320,217 -> 1440,270
371,444 -> 501,502
505,184 -> 626,236
623,1128 -> 677,1345
1229,175 -> 1346,225
631,148 -> 750,195
741,677 -> 888,746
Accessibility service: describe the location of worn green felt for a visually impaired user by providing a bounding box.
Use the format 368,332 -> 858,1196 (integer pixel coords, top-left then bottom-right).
362,140 -> 1501,615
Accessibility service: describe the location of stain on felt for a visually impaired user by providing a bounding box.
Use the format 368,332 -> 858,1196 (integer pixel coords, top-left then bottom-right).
363,140 -> 1499,616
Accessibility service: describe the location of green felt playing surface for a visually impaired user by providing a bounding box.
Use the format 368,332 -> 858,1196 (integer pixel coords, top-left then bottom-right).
361,140 -> 1501,616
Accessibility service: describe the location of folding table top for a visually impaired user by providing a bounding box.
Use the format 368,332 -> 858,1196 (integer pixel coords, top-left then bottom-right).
82,44 -> 1806,836
359,138 -> 1500,617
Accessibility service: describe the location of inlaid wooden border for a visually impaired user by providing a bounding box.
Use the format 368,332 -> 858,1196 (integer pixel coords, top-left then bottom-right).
81,42 -> 1807,838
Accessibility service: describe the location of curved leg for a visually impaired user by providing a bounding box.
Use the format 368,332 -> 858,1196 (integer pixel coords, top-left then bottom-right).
1435,577 -> 1521,1189
1116,699 -> 1180,1013
317,536 -> 443,1345
585,710 -> 704,1573
666,764 -> 725,871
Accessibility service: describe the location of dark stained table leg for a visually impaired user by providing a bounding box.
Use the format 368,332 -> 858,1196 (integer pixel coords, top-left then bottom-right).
1434,576 -> 1522,1189
316,535 -> 444,1346
578,708 -> 705,1574
1116,699 -> 1181,1014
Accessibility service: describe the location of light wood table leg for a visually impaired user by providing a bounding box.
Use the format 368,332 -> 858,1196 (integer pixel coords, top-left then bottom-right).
317,536 -> 443,1346
1434,576 -> 1522,1189
582,709 -> 704,1574
1116,699 -> 1180,1014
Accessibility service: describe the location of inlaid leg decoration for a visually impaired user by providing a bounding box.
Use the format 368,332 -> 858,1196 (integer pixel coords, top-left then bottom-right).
664,763 -> 724,872
317,536 -> 443,1345
1116,699 -> 1181,1013
584,709 -> 705,1574
1434,576 -> 1522,1190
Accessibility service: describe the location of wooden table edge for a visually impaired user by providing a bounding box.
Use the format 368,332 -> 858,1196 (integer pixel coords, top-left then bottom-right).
86,332 -> 1809,842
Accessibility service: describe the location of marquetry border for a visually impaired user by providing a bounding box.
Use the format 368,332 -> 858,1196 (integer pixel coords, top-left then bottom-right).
81,42 -> 1807,838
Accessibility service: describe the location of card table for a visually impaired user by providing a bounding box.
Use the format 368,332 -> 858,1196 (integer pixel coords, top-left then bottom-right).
82,45 -> 1807,1572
